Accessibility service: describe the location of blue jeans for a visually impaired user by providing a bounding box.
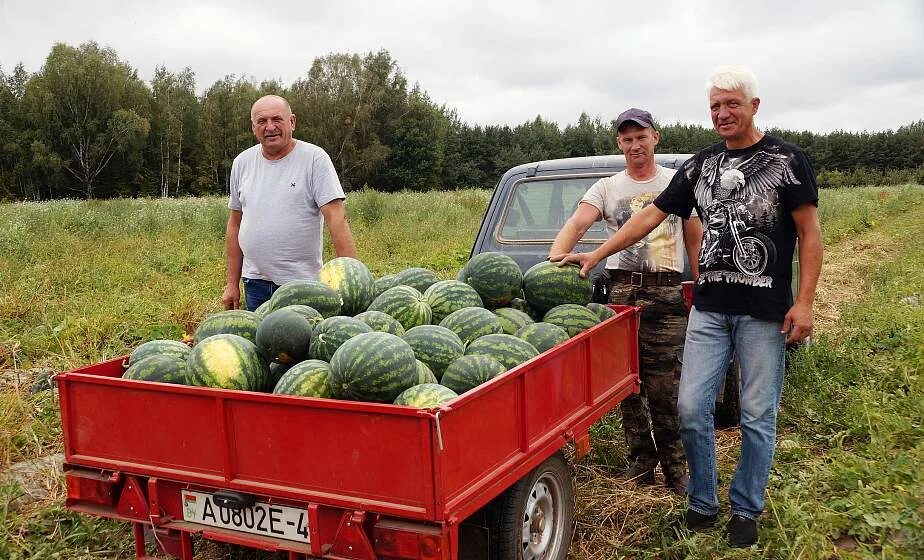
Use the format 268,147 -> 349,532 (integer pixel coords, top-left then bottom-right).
678,307 -> 786,520
242,277 -> 280,312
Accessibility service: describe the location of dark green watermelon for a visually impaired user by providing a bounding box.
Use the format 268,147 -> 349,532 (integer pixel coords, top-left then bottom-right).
309,316 -> 373,362
319,257 -> 375,315
440,354 -> 506,394
464,334 -> 539,370
522,261 -> 593,314
187,334 -> 269,391
193,310 -> 262,345
367,285 -> 432,330
123,354 -> 189,385
255,308 -> 314,364
393,383 -> 458,408
128,339 -> 191,366
543,304 -> 601,337
329,332 -> 418,403
269,280 -> 342,317
402,325 -> 464,379
439,307 -> 504,346
423,280 -> 483,323
273,359 -> 332,398
514,322 -> 570,353
458,252 -> 523,308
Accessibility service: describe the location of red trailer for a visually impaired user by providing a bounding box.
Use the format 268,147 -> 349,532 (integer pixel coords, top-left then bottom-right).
58,305 -> 640,560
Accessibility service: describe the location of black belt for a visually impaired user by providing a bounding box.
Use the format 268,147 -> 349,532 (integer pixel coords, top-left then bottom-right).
610,269 -> 682,287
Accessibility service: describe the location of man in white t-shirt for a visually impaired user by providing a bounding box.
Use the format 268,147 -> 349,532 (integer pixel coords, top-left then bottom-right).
222,95 -> 357,311
550,108 -> 702,494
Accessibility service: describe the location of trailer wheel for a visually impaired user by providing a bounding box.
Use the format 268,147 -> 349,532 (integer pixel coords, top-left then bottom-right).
490,451 -> 574,560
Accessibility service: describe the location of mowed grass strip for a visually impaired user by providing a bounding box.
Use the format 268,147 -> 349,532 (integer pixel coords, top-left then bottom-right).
0,185 -> 922,559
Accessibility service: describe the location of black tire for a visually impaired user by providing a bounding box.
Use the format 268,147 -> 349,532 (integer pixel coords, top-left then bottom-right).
714,360 -> 740,428
489,452 -> 574,560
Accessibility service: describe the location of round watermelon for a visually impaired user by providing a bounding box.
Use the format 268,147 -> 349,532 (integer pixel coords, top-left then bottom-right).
440,354 -> 506,394
373,274 -> 398,299
309,316 -> 373,363
255,308 -> 314,364
123,354 -> 189,385
416,360 -> 438,384
587,302 -> 617,322
253,300 -> 272,317
128,339 -> 191,366
514,322 -> 570,353
464,334 -> 539,370
423,280 -> 483,323
319,257 -> 375,316
543,304 -> 601,337
393,383 -> 458,408
273,359 -> 332,398
278,304 -> 324,327
269,280 -> 342,317
402,325 -> 464,379
367,285 -> 432,330
439,307 -> 504,346
193,310 -> 262,345
329,332 -> 418,403
393,267 -> 440,292
354,310 -> 405,336
522,261 -> 593,314
458,252 -> 523,308
493,308 -> 535,335
187,334 -> 268,391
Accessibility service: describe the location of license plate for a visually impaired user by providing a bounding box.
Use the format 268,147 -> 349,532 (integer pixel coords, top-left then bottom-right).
181,490 -> 309,543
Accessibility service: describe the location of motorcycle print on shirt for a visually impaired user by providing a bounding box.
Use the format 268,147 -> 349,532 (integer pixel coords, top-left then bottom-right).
692,145 -> 801,287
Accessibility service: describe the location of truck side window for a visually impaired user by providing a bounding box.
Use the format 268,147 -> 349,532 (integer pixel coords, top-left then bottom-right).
497,176 -> 610,242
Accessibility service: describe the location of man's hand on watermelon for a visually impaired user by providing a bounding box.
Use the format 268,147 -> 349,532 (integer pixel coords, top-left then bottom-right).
549,251 -> 601,278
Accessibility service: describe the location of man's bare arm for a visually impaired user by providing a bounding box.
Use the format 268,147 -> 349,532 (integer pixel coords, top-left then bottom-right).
320,199 -> 357,258
551,203 -> 668,277
683,215 -> 703,280
549,203 -> 602,256
222,210 -> 244,310
783,204 -> 822,343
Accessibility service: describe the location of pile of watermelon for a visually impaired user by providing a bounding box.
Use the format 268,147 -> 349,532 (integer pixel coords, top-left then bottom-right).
122,253 -> 612,408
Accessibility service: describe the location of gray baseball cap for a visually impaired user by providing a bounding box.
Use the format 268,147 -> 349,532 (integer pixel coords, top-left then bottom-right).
615,108 -> 655,131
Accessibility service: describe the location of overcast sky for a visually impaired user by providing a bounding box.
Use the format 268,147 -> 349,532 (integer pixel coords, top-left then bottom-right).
2,0 -> 922,134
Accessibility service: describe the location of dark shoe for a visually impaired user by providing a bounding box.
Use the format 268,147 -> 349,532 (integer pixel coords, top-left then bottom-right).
684,508 -> 718,531
624,461 -> 656,485
726,514 -> 758,547
665,473 -> 689,495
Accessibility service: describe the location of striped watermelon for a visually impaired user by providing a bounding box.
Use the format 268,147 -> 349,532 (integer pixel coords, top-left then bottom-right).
373,274 -> 398,299
514,322 -> 570,353
255,308 -> 314,364
522,261 -> 593,314
439,307 -> 504,346
254,300 -> 272,317
193,310 -> 262,345
354,310 -> 406,335
273,359 -> 332,398
309,316 -> 373,362
187,334 -> 268,391
394,267 -> 440,292
329,332 -> 418,403
128,339 -> 190,366
402,325 -> 464,379
269,280 -> 342,317
367,285 -> 432,330
279,304 -> 324,327
465,334 -> 539,370
423,280 -> 483,323
509,297 -> 542,321
319,257 -> 375,316
440,354 -> 506,394
493,308 -> 535,335
393,383 -> 458,408
416,360 -> 438,384
458,252 -> 523,308
587,302 -> 616,322
543,304 -> 601,337
123,355 -> 189,385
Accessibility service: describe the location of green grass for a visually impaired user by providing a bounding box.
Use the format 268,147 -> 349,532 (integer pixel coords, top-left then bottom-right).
1,185 -> 923,558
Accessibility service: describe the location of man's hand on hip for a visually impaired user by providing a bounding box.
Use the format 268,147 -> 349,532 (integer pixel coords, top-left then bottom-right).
222,283 -> 241,310
782,301 -> 813,344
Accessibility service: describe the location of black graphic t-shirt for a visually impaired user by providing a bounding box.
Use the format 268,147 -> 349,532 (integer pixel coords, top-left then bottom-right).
654,135 -> 818,322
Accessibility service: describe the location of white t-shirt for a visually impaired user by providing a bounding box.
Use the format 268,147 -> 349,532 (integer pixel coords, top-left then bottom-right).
581,165 -> 685,273
228,140 -> 345,283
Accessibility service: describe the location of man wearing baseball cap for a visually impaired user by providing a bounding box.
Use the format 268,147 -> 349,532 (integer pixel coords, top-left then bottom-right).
550,108 -> 702,494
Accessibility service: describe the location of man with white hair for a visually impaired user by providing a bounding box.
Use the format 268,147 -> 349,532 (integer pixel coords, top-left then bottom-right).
222,94 -> 357,311
552,65 -> 822,547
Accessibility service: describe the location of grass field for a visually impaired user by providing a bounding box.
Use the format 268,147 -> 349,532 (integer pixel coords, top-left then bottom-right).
1,185 -> 922,559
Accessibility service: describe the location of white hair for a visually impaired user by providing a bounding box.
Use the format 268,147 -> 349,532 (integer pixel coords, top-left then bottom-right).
706,65 -> 759,100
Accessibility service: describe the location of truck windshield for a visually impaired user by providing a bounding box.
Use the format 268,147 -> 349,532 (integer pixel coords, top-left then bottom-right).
497,176 -> 611,243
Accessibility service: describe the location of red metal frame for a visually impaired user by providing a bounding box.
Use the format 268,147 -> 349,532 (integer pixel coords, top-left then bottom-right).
59,305 -> 640,559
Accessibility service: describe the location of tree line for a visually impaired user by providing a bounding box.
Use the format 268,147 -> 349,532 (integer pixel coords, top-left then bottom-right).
1,42 -> 922,201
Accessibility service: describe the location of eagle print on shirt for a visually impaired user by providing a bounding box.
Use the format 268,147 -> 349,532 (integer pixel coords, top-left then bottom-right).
687,143 -> 801,287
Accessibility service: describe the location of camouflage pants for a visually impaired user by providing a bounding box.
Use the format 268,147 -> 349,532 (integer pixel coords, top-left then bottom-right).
609,280 -> 687,481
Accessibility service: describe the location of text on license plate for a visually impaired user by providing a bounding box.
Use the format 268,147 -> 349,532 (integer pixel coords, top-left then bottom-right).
181,490 -> 309,543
